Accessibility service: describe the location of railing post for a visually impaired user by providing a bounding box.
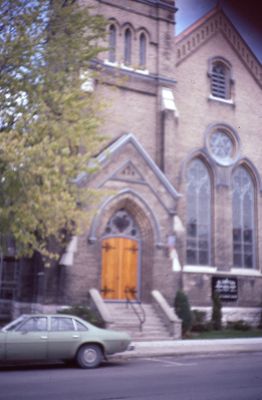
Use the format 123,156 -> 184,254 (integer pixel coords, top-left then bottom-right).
125,287 -> 146,332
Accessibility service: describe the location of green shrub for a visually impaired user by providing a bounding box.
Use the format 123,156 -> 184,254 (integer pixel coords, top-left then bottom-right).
174,290 -> 192,335
57,305 -> 105,328
258,310 -> 262,329
212,292 -> 222,330
191,310 -> 212,332
227,320 -> 251,331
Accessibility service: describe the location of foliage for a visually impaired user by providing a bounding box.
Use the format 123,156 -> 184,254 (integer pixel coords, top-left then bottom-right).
211,292 -> 222,330
0,0 -> 107,260
188,328 -> 262,340
174,290 -> 192,335
258,308 -> 262,329
57,305 -> 105,328
226,320 -> 251,331
191,309 -> 212,332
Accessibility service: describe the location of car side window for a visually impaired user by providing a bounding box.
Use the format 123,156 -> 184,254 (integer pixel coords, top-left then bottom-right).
75,320 -> 89,332
50,317 -> 74,332
17,317 -> 47,332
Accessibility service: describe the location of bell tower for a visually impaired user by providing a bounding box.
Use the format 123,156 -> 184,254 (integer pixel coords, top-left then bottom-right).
87,0 -> 177,170
89,0 -> 177,82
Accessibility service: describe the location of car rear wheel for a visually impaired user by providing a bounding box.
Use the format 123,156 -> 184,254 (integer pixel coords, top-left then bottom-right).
76,344 -> 103,368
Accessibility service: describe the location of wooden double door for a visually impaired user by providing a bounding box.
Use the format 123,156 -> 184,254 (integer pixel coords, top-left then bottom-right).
101,237 -> 139,300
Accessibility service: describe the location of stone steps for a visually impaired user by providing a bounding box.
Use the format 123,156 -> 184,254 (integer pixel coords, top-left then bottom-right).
105,302 -> 172,341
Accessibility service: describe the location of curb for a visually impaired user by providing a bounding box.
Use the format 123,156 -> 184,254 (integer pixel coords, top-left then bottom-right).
110,338 -> 262,360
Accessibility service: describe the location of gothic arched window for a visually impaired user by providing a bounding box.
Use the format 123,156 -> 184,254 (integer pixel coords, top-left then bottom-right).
124,28 -> 132,66
232,167 -> 255,269
139,33 -> 146,68
108,24 -> 116,63
186,159 -> 211,265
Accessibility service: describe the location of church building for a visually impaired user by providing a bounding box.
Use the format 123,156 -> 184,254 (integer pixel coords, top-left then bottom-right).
1,0 -> 262,326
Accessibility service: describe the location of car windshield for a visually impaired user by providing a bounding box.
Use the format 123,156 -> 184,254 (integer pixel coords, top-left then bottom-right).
2,316 -> 27,332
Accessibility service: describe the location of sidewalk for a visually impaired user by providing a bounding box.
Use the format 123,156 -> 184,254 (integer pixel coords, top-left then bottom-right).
115,338 -> 262,359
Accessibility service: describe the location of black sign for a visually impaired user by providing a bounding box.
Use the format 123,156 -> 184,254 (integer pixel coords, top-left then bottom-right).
212,276 -> 238,301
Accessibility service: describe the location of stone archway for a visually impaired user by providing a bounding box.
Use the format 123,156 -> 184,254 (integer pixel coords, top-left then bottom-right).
95,195 -> 157,302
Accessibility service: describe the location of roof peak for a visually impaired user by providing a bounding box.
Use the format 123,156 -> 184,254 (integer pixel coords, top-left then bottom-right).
175,7 -> 262,87
216,0 -> 222,10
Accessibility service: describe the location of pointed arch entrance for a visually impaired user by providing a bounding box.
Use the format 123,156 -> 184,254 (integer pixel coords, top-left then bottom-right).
101,209 -> 140,301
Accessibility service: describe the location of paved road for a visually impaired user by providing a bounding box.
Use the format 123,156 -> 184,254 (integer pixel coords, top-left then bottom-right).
0,352 -> 262,400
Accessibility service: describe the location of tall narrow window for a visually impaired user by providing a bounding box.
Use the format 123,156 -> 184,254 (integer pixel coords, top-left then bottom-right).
108,24 -> 116,63
186,159 -> 211,265
210,61 -> 231,99
124,28 -> 132,66
232,167 -> 255,269
139,33 -> 146,68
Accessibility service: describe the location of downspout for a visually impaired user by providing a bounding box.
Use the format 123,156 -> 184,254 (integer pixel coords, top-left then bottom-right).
160,109 -> 166,172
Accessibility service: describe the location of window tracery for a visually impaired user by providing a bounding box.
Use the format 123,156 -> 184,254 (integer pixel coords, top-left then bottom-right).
206,124 -> 240,166
103,209 -> 140,238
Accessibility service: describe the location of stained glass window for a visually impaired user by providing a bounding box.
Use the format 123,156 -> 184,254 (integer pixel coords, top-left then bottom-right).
186,159 -> 211,265
209,131 -> 234,165
232,167 -> 255,269
104,209 -> 140,238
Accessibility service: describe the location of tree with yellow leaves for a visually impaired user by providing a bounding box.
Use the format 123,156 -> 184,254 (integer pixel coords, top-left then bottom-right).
0,0 -> 107,260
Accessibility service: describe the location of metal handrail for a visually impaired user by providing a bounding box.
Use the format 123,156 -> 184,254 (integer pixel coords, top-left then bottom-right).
125,287 -> 146,332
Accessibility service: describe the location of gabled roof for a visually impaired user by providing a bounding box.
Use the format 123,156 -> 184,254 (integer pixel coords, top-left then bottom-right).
96,133 -> 180,200
175,6 -> 262,87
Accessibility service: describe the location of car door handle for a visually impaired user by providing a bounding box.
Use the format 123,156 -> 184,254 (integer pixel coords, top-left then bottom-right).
72,335 -> 80,339
40,335 -> 48,340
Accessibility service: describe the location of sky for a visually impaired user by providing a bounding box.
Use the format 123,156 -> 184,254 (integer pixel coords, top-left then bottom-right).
175,0 -> 262,62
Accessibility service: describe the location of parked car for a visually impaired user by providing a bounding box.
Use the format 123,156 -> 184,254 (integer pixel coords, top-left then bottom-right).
0,314 -> 133,368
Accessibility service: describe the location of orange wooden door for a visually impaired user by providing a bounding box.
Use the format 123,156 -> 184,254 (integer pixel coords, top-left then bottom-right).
101,238 -> 138,300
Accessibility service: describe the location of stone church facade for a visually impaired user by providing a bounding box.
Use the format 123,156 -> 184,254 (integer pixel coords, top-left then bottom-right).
1,0 -> 262,324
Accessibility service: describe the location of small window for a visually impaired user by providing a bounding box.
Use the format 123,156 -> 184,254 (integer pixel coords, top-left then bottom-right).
50,317 -> 75,331
210,60 -> 231,100
139,33 -> 146,68
108,24 -> 116,63
75,320 -> 89,331
124,28 -> 132,66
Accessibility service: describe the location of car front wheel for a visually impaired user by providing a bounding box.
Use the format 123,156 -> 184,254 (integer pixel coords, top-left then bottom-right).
76,344 -> 103,369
